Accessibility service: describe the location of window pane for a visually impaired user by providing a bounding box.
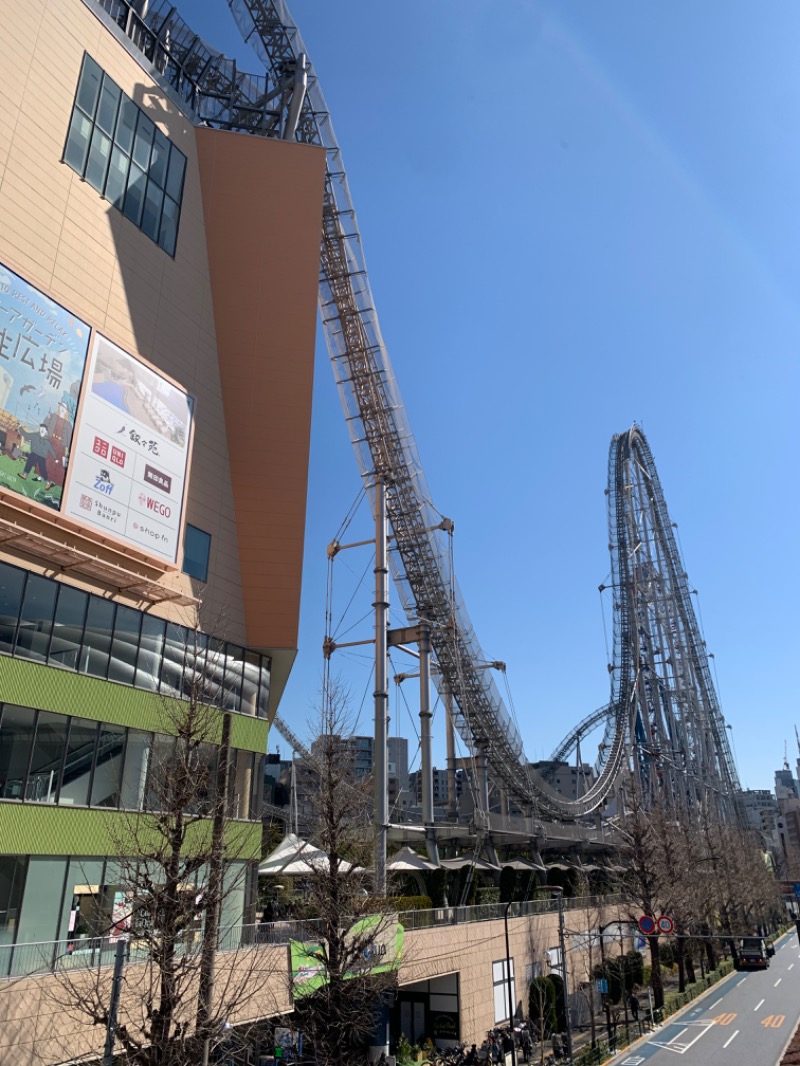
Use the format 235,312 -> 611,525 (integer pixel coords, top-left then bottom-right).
63,107 -> 93,174
25,711 -> 69,803
132,111 -> 155,171
242,651 -> 261,715
15,574 -> 56,662
91,724 -> 125,807
59,718 -> 98,806
82,597 -> 115,679
105,145 -> 130,209
136,615 -> 165,692
161,623 -> 187,696
158,195 -> 179,256
76,54 -> 103,118
123,163 -> 146,226
96,76 -> 121,136
257,656 -> 271,719
223,644 -> 244,712
183,524 -> 211,582
0,856 -> 27,951
145,734 -> 176,811
184,631 -> 207,701
120,729 -> 152,810
115,96 -> 138,154
84,127 -> 112,193
49,584 -> 87,670
0,563 -> 25,654
150,129 -> 169,188
0,705 -> 36,800
165,144 -> 186,202
108,605 -> 141,685
141,179 -> 164,242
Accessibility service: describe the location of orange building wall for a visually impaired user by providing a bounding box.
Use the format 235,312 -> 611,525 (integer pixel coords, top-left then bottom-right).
196,130 -> 326,664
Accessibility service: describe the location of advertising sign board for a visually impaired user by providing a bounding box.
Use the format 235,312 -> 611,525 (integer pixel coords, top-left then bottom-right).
0,261 -> 90,510
64,334 -> 193,561
290,916 -> 405,998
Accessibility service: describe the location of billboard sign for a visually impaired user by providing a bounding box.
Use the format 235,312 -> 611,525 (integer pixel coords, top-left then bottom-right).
64,334 -> 193,562
0,261 -> 91,510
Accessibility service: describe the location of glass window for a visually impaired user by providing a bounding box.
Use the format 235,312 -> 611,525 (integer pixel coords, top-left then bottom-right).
120,729 -> 152,810
65,55 -> 185,254
223,644 -> 245,712
0,563 -> 25,654
256,656 -> 271,719
15,574 -> 57,662
183,524 -> 211,582
132,111 -> 155,171
115,96 -> 138,154
0,705 -> 36,800
91,723 -> 126,807
165,144 -> 186,201
141,179 -> 164,242
13,857 -> 67,954
49,584 -> 87,670
25,710 -> 69,803
123,163 -> 147,226
96,76 -> 121,136
184,631 -> 208,701
136,615 -> 165,692
0,857 -> 27,953
59,718 -> 98,806
105,145 -> 130,209
145,733 -> 176,811
75,55 -> 103,118
242,651 -> 261,715
150,129 -> 169,188
108,605 -> 141,685
161,622 -> 187,696
82,597 -> 115,679
159,194 -> 180,256
63,108 -> 93,174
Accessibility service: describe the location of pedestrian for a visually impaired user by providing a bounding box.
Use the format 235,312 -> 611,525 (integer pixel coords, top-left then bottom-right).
465,1044 -> 478,1065
551,1033 -> 563,1062
520,1028 -> 531,1063
629,992 -> 640,1023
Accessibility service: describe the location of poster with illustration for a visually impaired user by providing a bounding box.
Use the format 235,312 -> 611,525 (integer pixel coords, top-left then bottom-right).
0,262 -> 91,510
64,334 -> 194,562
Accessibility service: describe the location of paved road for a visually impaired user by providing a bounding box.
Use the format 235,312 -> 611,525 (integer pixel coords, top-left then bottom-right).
612,932 -> 800,1066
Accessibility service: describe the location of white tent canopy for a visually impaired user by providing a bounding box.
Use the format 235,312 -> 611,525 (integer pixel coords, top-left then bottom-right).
258,833 -> 357,876
386,847 -> 438,873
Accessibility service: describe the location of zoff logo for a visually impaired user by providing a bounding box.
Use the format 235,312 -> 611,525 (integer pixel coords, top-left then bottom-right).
94,469 -> 113,495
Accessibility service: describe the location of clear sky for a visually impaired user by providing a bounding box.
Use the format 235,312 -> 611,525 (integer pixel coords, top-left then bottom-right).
191,1 -> 800,794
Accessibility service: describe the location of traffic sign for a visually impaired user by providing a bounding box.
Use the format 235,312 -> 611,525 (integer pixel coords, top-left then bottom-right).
793,882 -> 800,900
657,915 -> 674,935
638,915 -> 656,935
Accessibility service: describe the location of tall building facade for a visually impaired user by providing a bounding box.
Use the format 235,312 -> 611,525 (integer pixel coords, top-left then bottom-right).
0,0 -> 325,969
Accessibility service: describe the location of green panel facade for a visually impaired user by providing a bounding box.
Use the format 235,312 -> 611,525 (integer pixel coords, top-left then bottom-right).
0,656 -> 267,753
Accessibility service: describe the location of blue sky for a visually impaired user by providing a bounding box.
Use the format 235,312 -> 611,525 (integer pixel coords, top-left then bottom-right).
191,1 -> 800,793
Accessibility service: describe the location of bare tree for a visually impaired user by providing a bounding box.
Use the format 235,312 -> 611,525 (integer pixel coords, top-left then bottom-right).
287,679 -> 402,1066
46,677 -> 279,1065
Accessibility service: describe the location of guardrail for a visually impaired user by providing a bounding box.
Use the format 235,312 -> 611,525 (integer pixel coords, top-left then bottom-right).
0,894 -> 623,979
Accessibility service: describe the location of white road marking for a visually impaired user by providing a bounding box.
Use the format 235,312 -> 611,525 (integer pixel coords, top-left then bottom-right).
723,1030 -> 739,1049
650,1023 -> 715,1055
709,998 -> 723,1009
668,1028 -> 688,1044
775,978 -> 782,987
754,999 -> 765,1011
789,963 -> 795,971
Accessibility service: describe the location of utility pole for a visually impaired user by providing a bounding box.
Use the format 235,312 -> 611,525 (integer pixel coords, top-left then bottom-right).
373,477 -> 389,897
503,899 -> 518,1066
102,937 -> 127,1066
552,887 -> 573,1064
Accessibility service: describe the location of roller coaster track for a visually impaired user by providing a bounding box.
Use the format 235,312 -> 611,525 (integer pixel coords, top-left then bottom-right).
97,0 -> 739,823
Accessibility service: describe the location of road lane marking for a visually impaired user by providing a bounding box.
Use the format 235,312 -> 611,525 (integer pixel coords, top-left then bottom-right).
722,1030 -> 739,1048
754,999 -> 765,1011
668,1028 -> 688,1044
709,998 -> 723,1009
775,978 -> 782,986
789,963 -> 794,970
650,1022 -> 715,1055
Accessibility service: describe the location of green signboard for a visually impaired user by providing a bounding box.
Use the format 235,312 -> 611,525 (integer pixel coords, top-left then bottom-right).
290,915 -> 405,997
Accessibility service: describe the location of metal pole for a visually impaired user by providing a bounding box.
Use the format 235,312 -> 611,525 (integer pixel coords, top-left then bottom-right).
598,925 -> 614,1050
554,890 -> 573,1065
102,937 -> 127,1066
419,614 -> 438,866
445,687 -> 457,822
374,477 -> 389,897
504,899 -> 518,1066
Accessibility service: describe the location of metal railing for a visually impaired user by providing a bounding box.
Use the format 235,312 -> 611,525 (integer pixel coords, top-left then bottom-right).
0,894 -> 623,979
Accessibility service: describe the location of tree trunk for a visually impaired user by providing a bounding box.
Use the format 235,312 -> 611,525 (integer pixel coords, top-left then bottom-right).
676,937 -> 686,993
647,935 -> 664,1009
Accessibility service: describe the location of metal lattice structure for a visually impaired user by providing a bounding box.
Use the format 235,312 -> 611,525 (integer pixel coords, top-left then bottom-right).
96,0 -> 739,823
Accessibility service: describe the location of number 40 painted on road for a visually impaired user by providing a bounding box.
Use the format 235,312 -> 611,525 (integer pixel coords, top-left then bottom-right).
761,1016 -> 785,1028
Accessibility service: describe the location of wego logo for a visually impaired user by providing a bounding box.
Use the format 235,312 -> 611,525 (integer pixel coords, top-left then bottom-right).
144,464 -> 171,494
138,492 -> 171,519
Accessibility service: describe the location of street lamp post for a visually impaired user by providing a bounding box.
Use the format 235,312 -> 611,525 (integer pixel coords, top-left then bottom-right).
503,898 -> 518,1066
597,924 -> 614,1051
551,888 -> 573,1065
